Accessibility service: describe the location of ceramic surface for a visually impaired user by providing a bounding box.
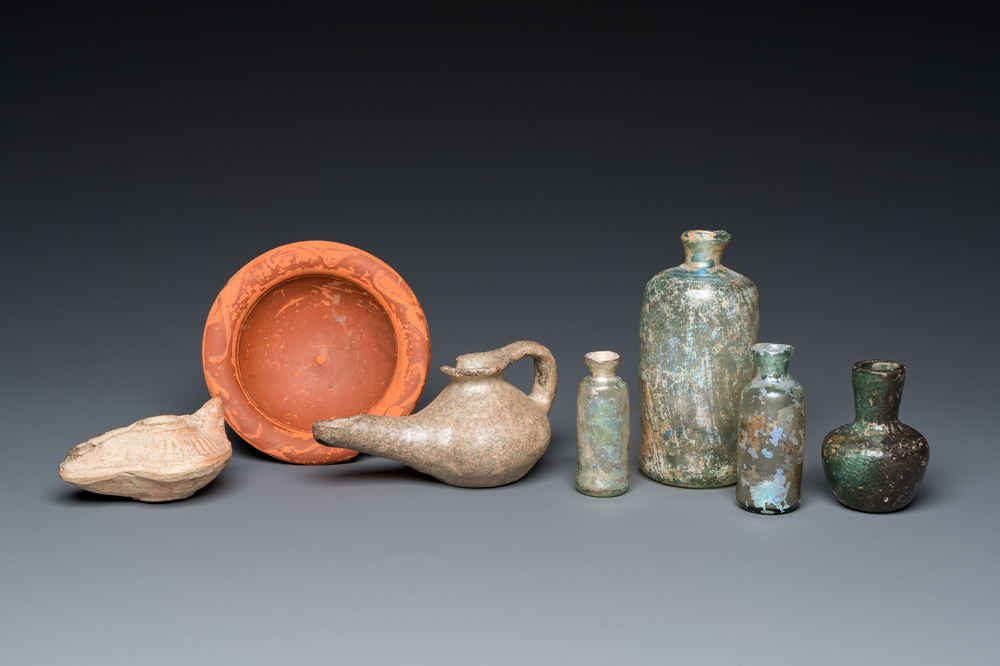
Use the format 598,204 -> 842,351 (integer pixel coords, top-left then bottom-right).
203,240 -> 430,464
59,398 -> 231,502
313,341 -> 557,488
822,360 -> 929,512
639,230 -> 759,487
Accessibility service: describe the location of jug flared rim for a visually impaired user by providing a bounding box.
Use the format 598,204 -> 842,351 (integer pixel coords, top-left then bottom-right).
440,365 -> 501,378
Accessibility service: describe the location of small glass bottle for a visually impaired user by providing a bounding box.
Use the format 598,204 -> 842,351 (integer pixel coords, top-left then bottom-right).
576,351 -> 629,497
822,360 -> 928,512
735,343 -> 805,514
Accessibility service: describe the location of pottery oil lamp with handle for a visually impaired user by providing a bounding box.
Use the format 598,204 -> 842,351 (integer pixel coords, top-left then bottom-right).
313,341 -> 557,488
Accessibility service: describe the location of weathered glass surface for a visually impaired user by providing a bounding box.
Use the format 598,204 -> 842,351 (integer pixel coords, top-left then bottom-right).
822,360 -> 929,512
576,351 -> 629,497
735,343 -> 805,514
639,230 -> 759,488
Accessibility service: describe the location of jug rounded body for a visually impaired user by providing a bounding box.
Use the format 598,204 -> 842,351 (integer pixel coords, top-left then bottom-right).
314,341 -> 558,488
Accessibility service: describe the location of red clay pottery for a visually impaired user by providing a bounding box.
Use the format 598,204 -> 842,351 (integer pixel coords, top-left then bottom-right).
203,241 -> 430,464
313,341 -> 557,487
59,398 -> 231,502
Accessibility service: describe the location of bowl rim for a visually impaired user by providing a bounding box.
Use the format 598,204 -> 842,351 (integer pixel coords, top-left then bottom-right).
202,240 -> 431,464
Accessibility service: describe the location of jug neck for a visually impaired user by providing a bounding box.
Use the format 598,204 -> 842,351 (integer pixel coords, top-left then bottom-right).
852,360 -> 905,425
447,372 -> 504,385
681,229 -> 730,269
753,343 -> 793,379
584,351 -> 620,379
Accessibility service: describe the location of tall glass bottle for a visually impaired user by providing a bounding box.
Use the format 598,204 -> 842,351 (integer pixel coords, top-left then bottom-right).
735,343 -> 805,513
639,230 -> 759,488
576,351 -> 629,497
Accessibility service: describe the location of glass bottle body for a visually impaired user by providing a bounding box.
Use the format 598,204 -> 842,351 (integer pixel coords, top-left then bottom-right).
639,230 -> 759,488
576,351 -> 629,497
735,343 -> 805,514
822,360 -> 929,512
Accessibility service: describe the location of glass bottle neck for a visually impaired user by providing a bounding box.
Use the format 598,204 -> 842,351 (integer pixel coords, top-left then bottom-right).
755,356 -> 789,378
683,247 -> 724,269
752,343 -> 793,379
681,230 -> 729,270
852,362 -> 905,425
585,351 -> 620,378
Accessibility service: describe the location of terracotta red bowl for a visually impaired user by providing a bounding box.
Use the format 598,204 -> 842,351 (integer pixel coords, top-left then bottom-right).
202,241 -> 430,464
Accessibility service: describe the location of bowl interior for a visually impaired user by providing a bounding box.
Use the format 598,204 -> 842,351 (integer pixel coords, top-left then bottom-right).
235,275 -> 398,431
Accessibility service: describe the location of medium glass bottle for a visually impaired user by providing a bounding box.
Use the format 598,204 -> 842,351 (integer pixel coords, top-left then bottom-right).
639,230 -> 759,487
735,343 -> 805,514
822,360 -> 929,512
576,351 -> 629,497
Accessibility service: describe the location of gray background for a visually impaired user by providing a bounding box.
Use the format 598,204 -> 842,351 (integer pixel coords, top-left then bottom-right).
2,7 -> 997,664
